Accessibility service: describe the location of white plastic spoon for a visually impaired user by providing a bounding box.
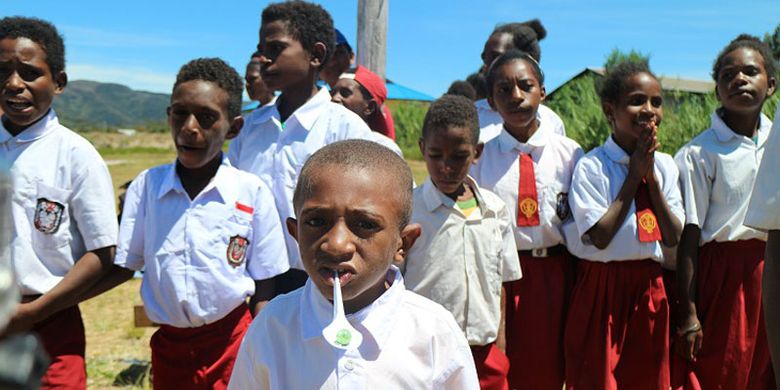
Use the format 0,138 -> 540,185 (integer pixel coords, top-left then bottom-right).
322,270 -> 363,350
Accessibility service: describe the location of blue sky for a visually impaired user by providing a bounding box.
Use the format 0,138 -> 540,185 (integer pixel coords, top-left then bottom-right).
4,1 -> 778,97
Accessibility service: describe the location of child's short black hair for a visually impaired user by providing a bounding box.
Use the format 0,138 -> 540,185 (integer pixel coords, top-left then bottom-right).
422,94 -> 480,146
262,1 -> 335,68
712,34 -> 778,81
446,80 -> 477,101
0,16 -> 65,76
486,50 -> 545,95
173,58 -> 244,119
493,19 -> 547,62
597,58 -> 657,105
294,139 -> 413,227
466,72 -> 488,100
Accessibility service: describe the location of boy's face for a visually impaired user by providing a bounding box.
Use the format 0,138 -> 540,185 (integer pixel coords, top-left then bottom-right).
716,47 -> 776,115
489,59 -> 545,135
604,72 -> 663,153
331,78 -> 372,120
288,165 -> 419,314
0,38 -> 66,134
481,32 -> 513,71
320,44 -> 353,87
245,59 -> 271,102
419,126 -> 482,197
257,20 -> 324,93
168,80 -> 242,169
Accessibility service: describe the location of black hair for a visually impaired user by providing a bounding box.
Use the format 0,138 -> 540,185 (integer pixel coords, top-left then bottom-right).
0,16 -> 65,76
712,34 -> 778,81
493,19 -> 547,62
173,58 -> 244,119
294,139 -> 413,227
597,58 -> 657,105
466,72 -> 488,100
446,80 -> 477,101
486,50 -> 545,96
262,1 -> 335,69
422,94 -> 480,145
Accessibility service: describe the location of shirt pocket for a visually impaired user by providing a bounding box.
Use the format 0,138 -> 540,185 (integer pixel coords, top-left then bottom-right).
220,217 -> 253,271
31,181 -> 72,249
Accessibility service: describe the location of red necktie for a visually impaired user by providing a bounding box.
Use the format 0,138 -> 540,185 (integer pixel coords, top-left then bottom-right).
635,179 -> 662,242
517,153 -> 540,226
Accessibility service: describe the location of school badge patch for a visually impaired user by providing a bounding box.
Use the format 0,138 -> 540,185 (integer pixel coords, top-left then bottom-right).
519,197 -> 538,219
227,235 -> 249,267
34,198 -> 65,234
556,192 -> 571,221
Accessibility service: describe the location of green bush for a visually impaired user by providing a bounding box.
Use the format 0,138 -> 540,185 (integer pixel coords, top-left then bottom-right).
387,100 -> 429,160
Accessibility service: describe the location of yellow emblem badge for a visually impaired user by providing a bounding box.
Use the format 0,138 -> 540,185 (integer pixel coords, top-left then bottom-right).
519,198 -> 538,219
638,212 -> 658,234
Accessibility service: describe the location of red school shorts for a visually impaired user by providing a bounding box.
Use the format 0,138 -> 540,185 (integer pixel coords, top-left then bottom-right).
33,304 -> 87,389
564,259 -> 669,390
670,239 -> 775,390
150,303 -> 251,390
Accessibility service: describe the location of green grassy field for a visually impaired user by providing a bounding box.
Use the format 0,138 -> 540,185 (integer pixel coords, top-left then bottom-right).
78,132 -> 428,388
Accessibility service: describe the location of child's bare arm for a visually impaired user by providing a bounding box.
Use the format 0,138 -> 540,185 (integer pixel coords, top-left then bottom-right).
249,278 -> 276,316
496,285 -> 507,353
675,224 -> 703,361
645,170 -> 683,247
2,246 -> 115,336
78,265 -> 135,302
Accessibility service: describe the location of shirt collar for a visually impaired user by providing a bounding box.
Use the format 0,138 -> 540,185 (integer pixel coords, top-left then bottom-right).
496,117 -> 548,154
421,176 -> 487,215
157,154 -> 234,201
300,266 -> 406,353
0,109 -> 58,144
284,88 -> 331,131
603,135 -> 631,165
710,111 -> 772,146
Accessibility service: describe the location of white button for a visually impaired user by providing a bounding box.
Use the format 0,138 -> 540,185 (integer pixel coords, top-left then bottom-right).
344,360 -> 354,371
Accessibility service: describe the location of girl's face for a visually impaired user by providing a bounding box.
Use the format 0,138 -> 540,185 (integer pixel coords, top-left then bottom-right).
716,47 -> 776,115
488,58 -> 545,140
605,72 -> 663,152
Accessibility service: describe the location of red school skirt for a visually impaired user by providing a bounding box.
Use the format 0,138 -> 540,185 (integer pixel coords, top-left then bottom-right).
471,342 -> 510,390
33,304 -> 87,389
505,251 -> 575,390
150,303 -> 252,390
564,259 -> 669,390
670,239 -> 775,390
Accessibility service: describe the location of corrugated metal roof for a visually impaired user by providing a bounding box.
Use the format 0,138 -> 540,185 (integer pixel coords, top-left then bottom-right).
548,67 -> 715,97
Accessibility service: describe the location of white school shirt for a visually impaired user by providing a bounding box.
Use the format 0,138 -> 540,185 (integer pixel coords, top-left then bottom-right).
565,136 -> 685,262
227,88 -> 389,270
471,125 -> 583,251
746,104 -> 780,231
228,266 -> 479,390
403,176 -> 521,346
475,98 -> 566,143
0,110 -> 118,295
114,157 -> 289,328
675,111 -> 772,244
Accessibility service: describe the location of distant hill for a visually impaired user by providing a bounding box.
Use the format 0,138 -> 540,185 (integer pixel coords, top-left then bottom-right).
53,80 -> 170,131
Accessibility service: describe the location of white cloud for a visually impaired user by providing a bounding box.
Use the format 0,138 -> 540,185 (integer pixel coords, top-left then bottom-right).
67,63 -> 175,94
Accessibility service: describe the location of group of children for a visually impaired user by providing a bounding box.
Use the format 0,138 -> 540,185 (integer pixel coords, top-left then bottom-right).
1,3 -> 780,390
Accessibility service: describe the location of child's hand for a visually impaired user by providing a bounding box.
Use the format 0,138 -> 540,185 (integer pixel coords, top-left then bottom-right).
675,314 -> 703,362
628,122 -> 658,181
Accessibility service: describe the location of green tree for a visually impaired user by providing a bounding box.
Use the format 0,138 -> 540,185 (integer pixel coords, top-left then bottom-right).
763,23 -> 780,64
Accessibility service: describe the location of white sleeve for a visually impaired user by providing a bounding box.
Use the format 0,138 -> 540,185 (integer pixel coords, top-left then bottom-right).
70,147 -> 118,251
228,320 -> 270,389
746,110 -> 780,230
246,180 -> 290,280
674,147 -> 711,227
569,158 -> 610,240
115,172 -> 147,271
497,199 -> 521,282
432,314 -> 481,389
660,154 -> 685,228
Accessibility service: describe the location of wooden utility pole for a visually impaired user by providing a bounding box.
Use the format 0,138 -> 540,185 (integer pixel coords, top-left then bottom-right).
356,0 -> 388,79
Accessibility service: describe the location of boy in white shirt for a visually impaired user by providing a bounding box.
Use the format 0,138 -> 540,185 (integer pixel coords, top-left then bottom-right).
404,95 -> 521,389
0,17 -> 118,388
90,58 -> 289,389
229,140 -> 479,389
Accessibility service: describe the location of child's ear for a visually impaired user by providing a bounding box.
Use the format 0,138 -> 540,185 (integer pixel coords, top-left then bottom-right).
418,138 -> 425,156
226,116 -> 244,140
310,42 -> 327,69
539,85 -> 547,102
767,75 -> 777,97
395,223 -> 422,264
602,102 -> 615,126
363,100 -> 378,118
487,95 -> 496,111
286,217 -> 299,242
473,142 -> 484,162
54,71 -> 68,95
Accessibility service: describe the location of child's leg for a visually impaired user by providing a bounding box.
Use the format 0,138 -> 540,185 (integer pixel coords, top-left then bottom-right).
564,260 -> 669,390
151,304 -> 252,390
505,251 -> 573,390
34,304 -> 87,389
470,343 -> 510,390
675,240 -> 771,390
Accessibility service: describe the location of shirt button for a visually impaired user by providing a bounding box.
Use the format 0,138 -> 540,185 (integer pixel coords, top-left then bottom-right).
344,360 -> 354,371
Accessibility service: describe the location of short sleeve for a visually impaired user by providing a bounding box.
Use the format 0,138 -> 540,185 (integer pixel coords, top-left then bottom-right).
226,131 -> 242,167
246,180 -> 290,280
432,312 -> 481,389
227,319 -> 269,389
569,158 -> 610,240
660,154 -> 685,228
496,200 -> 521,282
674,147 -> 711,227
115,171 -> 147,271
746,108 -> 780,230
70,146 -> 118,251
